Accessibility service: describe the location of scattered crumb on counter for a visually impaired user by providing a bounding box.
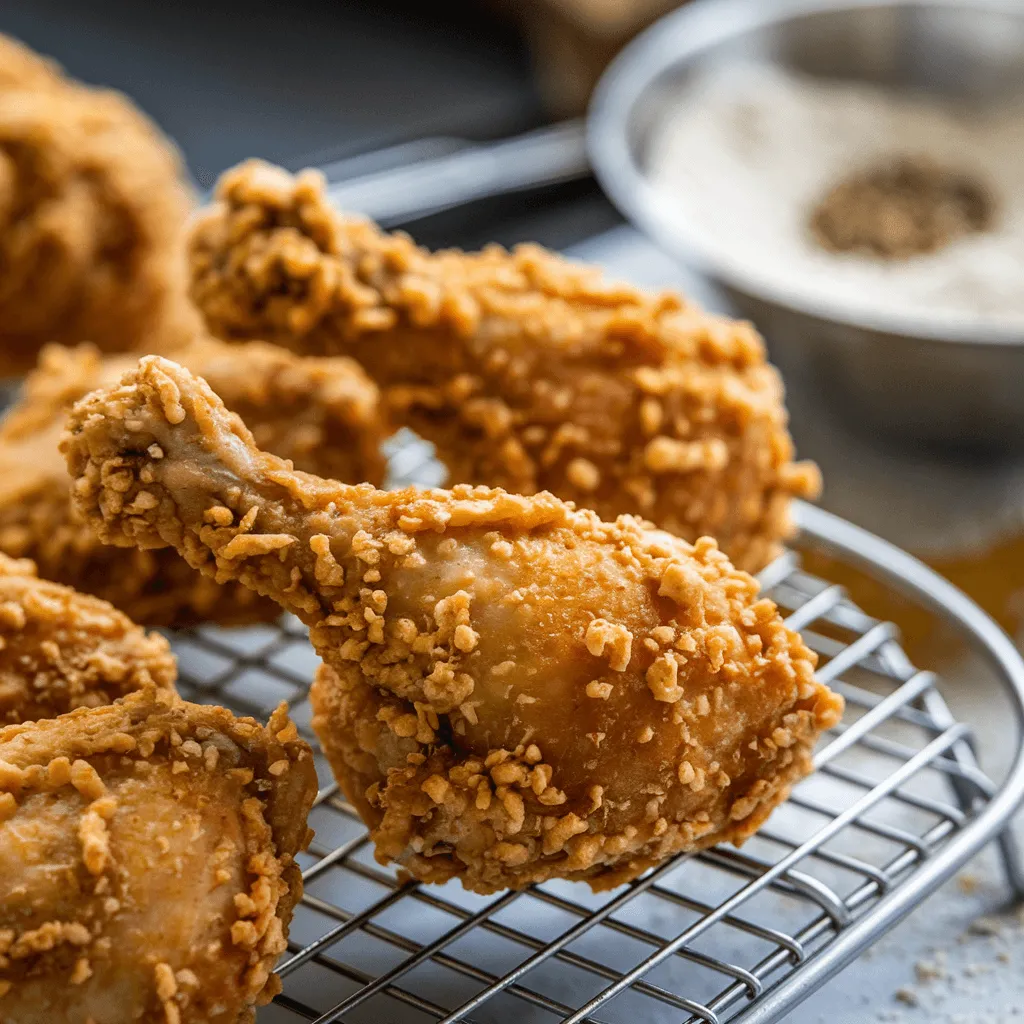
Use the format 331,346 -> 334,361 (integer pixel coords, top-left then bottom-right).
967,916 -> 1004,938
895,987 -> 920,1007
892,894 -> 1024,1020
957,873 -> 980,896
915,956 -> 947,983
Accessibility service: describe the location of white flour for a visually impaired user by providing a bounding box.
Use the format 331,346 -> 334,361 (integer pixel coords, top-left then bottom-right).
647,64 -> 1024,328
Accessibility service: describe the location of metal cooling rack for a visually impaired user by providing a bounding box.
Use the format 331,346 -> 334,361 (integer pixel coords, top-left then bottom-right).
169,482 -> 1024,1024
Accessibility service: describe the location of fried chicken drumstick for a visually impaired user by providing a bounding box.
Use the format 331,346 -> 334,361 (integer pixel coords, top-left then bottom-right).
0,553 -> 175,726
0,34 -> 66,93
189,161 -> 819,573
63,356 -> 842,893
0,336 -> 387,626
0,34 -> 195,376
0,690 -> 316,1024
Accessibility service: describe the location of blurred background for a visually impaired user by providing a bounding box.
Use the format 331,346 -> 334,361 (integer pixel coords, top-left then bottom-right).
2,0 -> 1023,1018
4,0 -> 1019,668
0,0 -> 625,250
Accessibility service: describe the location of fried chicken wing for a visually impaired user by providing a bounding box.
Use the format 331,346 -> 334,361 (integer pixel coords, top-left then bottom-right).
62,356 -> 842,893
0,34 -> 195,376
0,691 -> 316,1024
0,553 -> 175,726
0,336 -> 387,626
189,161 -> 819,573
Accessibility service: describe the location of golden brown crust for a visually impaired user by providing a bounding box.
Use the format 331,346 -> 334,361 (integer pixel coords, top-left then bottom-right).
0,35 -> 65,93
0,553 -> 176,726
0,691 -> 317,1024
188,160 -> 819,573
62,356 -> 843,894
0,34 -> 196,377
0,338 -> 387,626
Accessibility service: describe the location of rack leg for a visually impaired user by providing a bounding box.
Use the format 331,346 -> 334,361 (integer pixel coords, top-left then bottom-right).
901,656 -> 1024,900
994,827 -> 1024,901
942,746 -> 1024,901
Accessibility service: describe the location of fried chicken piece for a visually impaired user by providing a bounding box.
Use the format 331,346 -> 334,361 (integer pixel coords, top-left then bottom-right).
164,335 -> 388,487
0,553 -> 175,726
0,690 -> 316,1023
189,160 -> 820,573
0,35 -> 65,93
62,356 -> 843,893
0,336 -> 387,626
0,34 -> 196,377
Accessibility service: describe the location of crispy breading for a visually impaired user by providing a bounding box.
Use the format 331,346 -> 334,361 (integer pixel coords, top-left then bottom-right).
0,33 -> 196,376
0,691 -> 316,1024
0,35 -> 65,93
0,336 -> 387,626
0,553 -> 175,726
188,160 -> 820,573
61,356 -> 843,894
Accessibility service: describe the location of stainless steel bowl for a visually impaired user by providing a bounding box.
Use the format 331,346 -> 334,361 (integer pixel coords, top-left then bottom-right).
589,0 -> 1024,450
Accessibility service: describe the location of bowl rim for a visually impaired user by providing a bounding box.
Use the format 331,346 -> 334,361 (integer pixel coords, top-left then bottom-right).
588,0 -> 1024,348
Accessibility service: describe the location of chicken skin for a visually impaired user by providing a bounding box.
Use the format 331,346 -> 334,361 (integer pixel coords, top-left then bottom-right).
62,356 -> 843,894
189,160 -> 819,573
0,691 -> 316,1024
0,553 -> 175,726
0,34 -> 195,376
0,336 -> 387,626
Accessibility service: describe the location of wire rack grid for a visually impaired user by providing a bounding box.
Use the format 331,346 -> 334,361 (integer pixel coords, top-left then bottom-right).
169,491 -> 1024,1024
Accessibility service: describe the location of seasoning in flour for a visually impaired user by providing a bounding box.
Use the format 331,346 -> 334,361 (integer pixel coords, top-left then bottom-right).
810,156 -> 995,259
648,64 -> 1024,325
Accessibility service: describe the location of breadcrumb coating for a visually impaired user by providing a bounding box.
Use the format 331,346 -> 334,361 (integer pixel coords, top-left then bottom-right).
0,690 -> 316,1024
0,34 -> 196,376
188,160 -> 819,573
0,553 -> 175,726
0,337 -> 387,626
62,356 -> 843,893
0,35 -> 65,93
